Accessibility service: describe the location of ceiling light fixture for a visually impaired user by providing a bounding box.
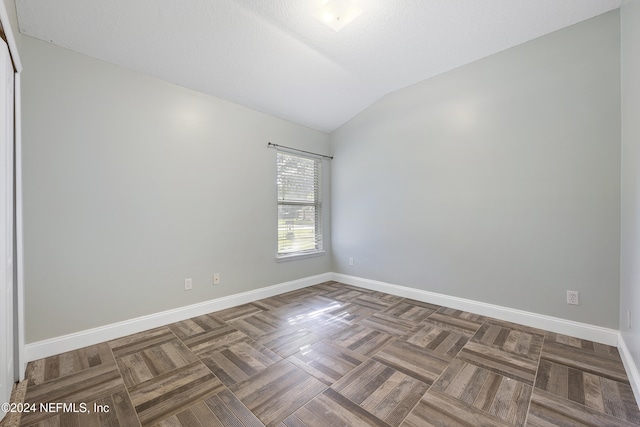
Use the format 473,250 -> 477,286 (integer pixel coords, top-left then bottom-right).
314,0 -> 363,32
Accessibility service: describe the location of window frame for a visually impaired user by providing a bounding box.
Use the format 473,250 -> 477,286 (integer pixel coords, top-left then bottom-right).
275,149 -> 325,260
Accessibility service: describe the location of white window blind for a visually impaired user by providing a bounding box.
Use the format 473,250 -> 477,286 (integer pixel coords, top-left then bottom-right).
276,151 -> 322,256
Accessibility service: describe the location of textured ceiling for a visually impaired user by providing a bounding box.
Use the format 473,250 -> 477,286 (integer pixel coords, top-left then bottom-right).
15,0 -> 622,132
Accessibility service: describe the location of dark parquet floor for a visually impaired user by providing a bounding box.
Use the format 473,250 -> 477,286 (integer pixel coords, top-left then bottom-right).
18,282 -> 640,426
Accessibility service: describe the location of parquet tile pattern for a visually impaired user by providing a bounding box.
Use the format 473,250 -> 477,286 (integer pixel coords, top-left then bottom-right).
20,282 -> 640,426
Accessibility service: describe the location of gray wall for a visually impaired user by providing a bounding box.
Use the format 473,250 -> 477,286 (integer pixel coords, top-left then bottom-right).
331,11 -> 621,328
21,36 -> 331,343
20,8 -> 627,344
620,1 -> 640,373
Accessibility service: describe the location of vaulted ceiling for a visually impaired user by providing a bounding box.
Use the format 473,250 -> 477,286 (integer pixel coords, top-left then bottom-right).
15,0 -> 622,132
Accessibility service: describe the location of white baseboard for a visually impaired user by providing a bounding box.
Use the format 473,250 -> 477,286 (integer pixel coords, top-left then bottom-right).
336,271 -> 637,407
618,333 -> 640,406
25,273 -> 332,362
22,271 -> 640,411
24,271 -> 622,361
331,273 -> 620,346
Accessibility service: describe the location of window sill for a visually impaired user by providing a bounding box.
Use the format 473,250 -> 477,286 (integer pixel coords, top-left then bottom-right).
276,251 -> 326,262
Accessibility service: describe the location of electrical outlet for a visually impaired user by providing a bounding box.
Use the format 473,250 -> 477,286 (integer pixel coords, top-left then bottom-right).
185,278 -> 193,291
566,290 -> 579,305
213,273 -> 220,285
349,257 -> 354,266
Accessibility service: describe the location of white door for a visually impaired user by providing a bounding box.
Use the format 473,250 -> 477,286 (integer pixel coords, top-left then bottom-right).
0,37 -> 15,419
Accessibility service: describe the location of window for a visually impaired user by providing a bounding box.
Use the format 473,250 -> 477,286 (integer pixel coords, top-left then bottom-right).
276,151 -> 323,257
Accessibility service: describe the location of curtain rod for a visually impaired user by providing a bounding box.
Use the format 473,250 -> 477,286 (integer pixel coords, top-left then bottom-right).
267,142 -> 333,160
